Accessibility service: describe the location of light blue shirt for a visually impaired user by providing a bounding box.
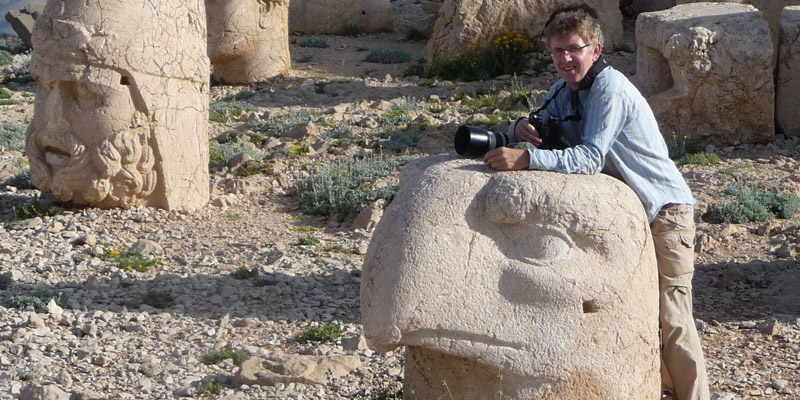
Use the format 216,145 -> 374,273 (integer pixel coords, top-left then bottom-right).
509,66 -> 694,222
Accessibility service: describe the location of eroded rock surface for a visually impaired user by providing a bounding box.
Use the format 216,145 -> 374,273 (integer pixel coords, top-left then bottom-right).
427,0 -> 622,61
362,156 -> 660,400
777,6 -> 800,137
26,0 -> 210,210
289,0 -> 393,34
207,0 -> 291,83
636,3 -> 774,146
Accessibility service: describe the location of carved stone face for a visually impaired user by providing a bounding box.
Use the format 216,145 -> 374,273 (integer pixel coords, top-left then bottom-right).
26,0 -> 210,210
361,157 -> 660,398
205,0 -> 289,83
26,64 -> 154,206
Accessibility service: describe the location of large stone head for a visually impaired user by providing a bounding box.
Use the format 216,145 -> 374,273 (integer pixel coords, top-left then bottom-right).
361,156 -> 660,399
205,0 -> 290,83
27,0 -> 210,210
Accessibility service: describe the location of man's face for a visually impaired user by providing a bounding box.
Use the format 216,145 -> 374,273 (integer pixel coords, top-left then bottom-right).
549,32 -> 601,90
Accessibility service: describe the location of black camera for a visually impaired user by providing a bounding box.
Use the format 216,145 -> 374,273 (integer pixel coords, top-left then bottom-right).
454,113 -> 570,157
454,125 -> 512,157
528,113 -> 570,150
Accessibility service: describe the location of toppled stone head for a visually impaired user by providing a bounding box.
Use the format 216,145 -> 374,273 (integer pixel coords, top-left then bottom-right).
27,0 -> 210,210
206,0 -> 290,83
361,156 -> 660,399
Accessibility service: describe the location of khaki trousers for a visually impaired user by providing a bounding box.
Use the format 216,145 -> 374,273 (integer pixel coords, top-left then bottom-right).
650,205 -> 710,400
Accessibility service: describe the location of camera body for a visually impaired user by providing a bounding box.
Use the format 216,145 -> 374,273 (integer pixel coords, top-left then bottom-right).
528,113 -> 570,150
454,113 -> 570,157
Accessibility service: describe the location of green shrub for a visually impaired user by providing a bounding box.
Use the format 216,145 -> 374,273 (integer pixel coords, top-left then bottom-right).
466,95 -> 502,110
208,100 -> 258,122
140,290 -> 175,309
202,348 -> 250,366
709,185 -> 800,224
0,35 -> 26,54
293,225 -> 320,233
679,152 -> 722,166
719,162 -> 755,175
299,39 -> 329,48
8,291 -> 67,309
9,167 -> 34,189
231,266 -> 259,280
0,88 -> 10,99
209,142 -> 263,169
426,31 -> 532,81
425,103 -> 447,114
103,250 -> 160,272
213,131 -> 264,145
248,109 -> 320,137
195,379 -> 223,398
0,274 -> 13,290
235,162 -> 269,177
338,24 -> 364,37
13,201 -> 64,220
298,233 -> 320,246
0,122 -> 27,152
221,90 -> 256,102
366,48 -> 412,64
295,155 -> 415,219
294,324 -> 343,344
380,131 -> 421,152
16,368 -> 37,381
0,50 -> 12,66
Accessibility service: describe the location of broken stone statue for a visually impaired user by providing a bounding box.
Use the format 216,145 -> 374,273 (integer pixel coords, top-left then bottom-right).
362,156 -> 660,400
26,0 -> 210,210
635,3 -> 774,146
206,0 -> 291,84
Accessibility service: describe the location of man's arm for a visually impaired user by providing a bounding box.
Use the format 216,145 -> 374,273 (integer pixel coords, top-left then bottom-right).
487,87 -> 627,173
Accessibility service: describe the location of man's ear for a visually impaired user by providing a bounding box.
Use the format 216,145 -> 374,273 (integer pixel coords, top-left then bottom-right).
592,43 -> 602,61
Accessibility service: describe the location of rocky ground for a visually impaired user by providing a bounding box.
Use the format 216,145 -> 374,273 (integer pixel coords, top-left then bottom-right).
1,1 -> 799,399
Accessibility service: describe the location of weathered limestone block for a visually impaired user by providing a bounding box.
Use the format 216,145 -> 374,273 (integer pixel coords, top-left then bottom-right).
636,3 -> 774,146
427,0 -> 622,61
678,0 -> 800,66
362,156 -> 660,400
289,0 -> 393,34
207,0 -> 291,84
27,0 -> 210,210
777,6 -> 800,136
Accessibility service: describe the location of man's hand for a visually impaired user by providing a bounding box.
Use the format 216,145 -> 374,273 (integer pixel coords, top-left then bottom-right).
515,118 -> 543,146
483,147 -> 530,171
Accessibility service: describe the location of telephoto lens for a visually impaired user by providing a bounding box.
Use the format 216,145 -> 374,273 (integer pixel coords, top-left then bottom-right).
454,125 -> 511,157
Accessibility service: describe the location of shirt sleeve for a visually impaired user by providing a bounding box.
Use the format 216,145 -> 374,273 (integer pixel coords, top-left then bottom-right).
528,87 -> 627,175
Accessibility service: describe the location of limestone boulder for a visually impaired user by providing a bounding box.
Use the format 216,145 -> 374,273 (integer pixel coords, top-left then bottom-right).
289,0 -> 393,34
777,7 -> 800,136
636,3 -> 774,146
427,0 -> 623,61
678,0 -> 800,66
207,0 -> 291,84
27,0 -> 210,210
232,350 -> 361,387
361,156 -> 660,400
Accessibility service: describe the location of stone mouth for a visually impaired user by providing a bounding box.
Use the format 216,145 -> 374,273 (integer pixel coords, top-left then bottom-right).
402,329 -> 524,352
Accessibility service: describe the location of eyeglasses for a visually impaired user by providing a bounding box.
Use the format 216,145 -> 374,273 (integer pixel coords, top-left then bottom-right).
549,43 -> 593,58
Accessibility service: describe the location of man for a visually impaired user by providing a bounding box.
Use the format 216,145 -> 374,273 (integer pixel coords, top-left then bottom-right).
483,8 -> 710,400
